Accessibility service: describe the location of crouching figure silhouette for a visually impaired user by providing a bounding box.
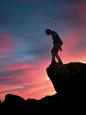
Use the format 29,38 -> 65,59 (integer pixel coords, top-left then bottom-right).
45,29 -> 63,65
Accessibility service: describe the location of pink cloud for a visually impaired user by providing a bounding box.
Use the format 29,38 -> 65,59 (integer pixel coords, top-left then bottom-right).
6,63 -> 35,71
0,62 -> 47,85
0,31 -> 15,51
60,28 -> 86,64
70,1 -> 86,23
0,70 -> 55,102
23,82 -> 55,100
68,48 -> 86,63
0,62 -> 37,73
0,59 -> 56,102
14,0 -> 39,4
0,83 -> 55,102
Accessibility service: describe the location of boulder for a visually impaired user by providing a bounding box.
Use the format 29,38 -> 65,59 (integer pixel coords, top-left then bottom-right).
46,62 -> 86,97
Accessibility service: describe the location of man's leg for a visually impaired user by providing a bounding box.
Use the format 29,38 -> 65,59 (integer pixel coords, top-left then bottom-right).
51,50 -> 55,60
51,48 -> 57,64
51,50 -> 63,64
55,53 -> 63,64
51,44 -> 63,64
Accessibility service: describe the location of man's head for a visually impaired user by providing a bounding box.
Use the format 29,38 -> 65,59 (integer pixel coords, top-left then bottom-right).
45,29 -> 52,35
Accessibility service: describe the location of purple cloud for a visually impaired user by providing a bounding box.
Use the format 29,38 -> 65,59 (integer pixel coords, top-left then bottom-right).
0,15 -> 12,24
36,14 -> 45,20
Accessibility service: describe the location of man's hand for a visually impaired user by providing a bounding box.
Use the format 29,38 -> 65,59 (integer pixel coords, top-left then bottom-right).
60,47 -> 62,51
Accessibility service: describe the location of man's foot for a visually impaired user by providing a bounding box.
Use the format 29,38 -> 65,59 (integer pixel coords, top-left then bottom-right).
58,60 -> 63,65
51,60 -> 58,64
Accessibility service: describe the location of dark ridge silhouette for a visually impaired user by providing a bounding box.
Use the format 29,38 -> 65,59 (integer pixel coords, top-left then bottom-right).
5,94 -> 26,103
1,62 -> 86,114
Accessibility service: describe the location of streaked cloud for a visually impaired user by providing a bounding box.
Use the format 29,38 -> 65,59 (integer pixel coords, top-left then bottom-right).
36,14 -> 45,20
0,31 -> 15,50
0,15 -> 12,24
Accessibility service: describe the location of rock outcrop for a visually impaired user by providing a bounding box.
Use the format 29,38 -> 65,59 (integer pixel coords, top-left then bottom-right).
46,62 -> 86,113
46,62 -> 86,95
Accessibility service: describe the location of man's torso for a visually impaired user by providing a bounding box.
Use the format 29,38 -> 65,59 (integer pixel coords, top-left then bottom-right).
51,31 -> 63,45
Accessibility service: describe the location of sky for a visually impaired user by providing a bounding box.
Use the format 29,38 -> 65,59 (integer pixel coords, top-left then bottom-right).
0,0 -> 86,102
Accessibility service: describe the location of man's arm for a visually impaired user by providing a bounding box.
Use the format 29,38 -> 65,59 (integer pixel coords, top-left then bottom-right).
60,46 -> 62,51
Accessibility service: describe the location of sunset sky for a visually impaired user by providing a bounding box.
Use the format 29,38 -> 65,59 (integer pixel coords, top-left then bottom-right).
0,0 -> 86,102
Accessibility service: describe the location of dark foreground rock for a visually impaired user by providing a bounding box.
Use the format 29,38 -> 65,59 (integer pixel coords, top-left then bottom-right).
0,62 -> 86,114
46,62 -> 86,94
46,62 -> 86,113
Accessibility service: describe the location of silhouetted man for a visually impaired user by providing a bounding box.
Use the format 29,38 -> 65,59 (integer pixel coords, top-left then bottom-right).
45,29 -> 63,65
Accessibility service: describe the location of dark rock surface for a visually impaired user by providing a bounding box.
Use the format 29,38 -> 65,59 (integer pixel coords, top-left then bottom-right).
1,62 -> 86,114
46,62 -> 86,113
46,62 -> 86,94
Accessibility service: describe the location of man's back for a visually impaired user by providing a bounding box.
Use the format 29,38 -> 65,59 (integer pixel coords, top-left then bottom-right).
51,31 -> 63,45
